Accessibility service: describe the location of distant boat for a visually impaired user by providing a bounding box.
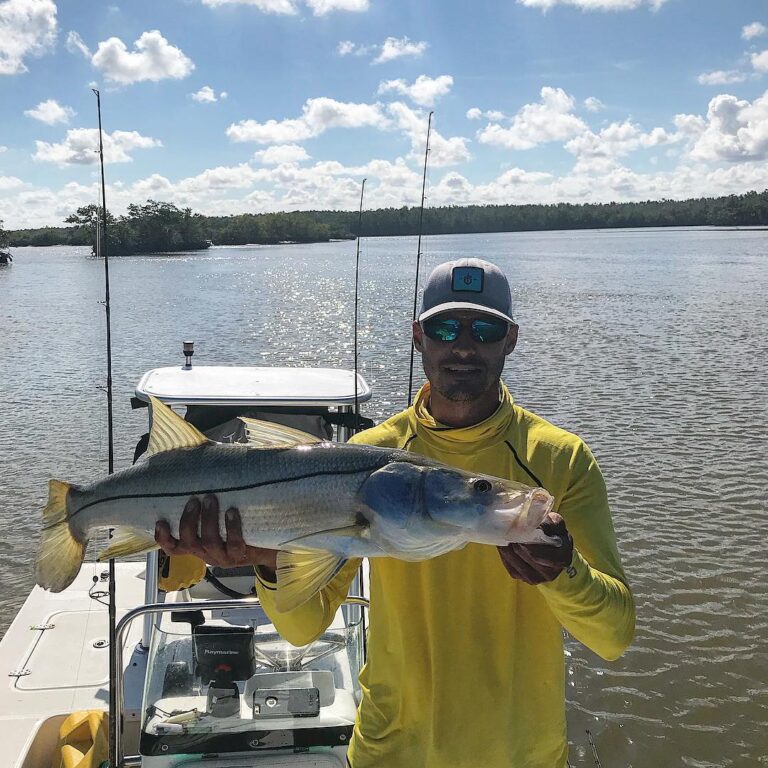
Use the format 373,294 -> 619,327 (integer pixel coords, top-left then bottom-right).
0,252 -> 12,265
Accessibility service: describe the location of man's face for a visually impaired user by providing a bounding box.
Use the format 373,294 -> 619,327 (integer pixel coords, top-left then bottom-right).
412,310 -> 519,402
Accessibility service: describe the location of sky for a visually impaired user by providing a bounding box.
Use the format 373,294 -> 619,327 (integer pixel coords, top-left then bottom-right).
2,0 -> 768,228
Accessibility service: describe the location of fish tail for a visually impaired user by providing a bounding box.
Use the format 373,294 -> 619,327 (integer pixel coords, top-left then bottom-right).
35,479 -> 87,592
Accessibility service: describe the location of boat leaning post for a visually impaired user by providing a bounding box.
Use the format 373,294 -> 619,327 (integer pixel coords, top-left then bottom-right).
110,596 -> 370,767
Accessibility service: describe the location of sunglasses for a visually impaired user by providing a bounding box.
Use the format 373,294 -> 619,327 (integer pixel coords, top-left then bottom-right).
421,316 -> 510,344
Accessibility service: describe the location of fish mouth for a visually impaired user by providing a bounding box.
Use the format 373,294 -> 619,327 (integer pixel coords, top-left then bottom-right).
483,488 -> 554,544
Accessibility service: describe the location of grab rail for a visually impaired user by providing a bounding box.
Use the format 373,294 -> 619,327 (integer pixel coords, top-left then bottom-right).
110,595 -> 370,767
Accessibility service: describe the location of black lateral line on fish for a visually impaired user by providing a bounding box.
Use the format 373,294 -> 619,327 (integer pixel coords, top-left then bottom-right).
69,463 -> 387,519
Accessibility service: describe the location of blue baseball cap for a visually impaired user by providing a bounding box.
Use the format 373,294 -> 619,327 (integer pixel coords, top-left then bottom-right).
419,258 -> 514,323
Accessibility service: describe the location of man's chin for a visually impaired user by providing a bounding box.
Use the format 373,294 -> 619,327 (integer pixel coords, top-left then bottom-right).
435,382 -> 488,402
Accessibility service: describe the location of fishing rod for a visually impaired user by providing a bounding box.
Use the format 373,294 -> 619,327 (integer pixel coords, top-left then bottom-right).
353,178 -> 366,434
407,110 -> 433,406
92,87 -> 118,768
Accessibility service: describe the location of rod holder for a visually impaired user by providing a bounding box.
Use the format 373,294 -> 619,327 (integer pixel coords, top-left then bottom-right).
183,340 -> 194,369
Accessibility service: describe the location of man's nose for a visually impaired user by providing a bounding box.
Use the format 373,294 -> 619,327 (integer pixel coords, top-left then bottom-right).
451,325 -> 477,355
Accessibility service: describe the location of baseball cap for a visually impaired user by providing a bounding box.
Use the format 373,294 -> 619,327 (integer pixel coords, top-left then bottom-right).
418,258 -> 514,323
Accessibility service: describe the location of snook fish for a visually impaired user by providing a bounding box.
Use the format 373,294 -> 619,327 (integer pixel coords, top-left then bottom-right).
36,397 -> 556,611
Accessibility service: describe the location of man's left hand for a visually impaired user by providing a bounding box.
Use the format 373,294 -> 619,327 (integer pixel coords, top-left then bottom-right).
498,512 -> 574,585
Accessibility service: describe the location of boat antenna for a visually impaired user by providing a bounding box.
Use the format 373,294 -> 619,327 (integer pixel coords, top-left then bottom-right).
92,87 -> 118,768
353,178 -> 366,433
407,111 -> 433,406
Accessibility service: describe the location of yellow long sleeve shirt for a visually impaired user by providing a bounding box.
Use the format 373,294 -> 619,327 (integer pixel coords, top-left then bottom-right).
255,382 -> 635,767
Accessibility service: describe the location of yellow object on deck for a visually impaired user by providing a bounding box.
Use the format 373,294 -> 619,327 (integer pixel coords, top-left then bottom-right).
50,710 -> 108,768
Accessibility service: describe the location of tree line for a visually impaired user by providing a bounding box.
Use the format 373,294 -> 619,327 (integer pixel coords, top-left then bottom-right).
5,190 -> 768,254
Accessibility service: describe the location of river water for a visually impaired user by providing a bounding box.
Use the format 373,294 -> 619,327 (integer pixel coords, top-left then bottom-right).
0,229 -> 766,766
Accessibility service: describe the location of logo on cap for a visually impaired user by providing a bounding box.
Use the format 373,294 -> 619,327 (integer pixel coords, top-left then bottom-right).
452,266 -> 484,293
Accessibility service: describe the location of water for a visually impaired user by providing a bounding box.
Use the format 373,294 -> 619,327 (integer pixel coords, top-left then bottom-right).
1,229 -> 766,766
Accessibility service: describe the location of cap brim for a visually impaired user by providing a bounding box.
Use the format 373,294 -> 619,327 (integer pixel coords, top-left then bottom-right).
418,302 -> 514,324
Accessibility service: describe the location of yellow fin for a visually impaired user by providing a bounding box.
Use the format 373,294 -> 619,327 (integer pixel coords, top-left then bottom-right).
274,550 -> 348,612
97,527 -> 159,560
35,479 -> 87,593
279,524 -> 366,549
147,396 -> 211,456
238,417 -> 321,448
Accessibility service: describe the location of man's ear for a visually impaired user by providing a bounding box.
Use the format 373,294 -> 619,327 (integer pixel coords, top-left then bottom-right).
412,320 -> 424,352
504,323 -> 519,355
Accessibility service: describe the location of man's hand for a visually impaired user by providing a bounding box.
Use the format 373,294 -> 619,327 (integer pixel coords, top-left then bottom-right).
498,512 -> 574,585
154,494 -> 278,571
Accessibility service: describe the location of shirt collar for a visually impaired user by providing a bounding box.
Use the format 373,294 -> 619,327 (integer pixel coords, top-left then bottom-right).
409,381 -> 516,453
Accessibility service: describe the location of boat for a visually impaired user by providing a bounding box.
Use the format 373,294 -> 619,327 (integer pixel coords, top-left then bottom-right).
0,252 -> 12,265
0,343 -> 373,767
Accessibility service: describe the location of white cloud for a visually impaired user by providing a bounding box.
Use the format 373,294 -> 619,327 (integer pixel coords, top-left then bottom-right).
0,145 -> 6,152
688,91 -> 768,163
337,40 -> 357,56
176,164 -> 261,194
517,0 -> 667,9
0,0 -> 57,75
477,87 -> 587,150
65,30 -> 91,58
466,107 -> 483,120
192,86 -> 216,102
0,175 -> 23,190
698,70 -> 748,86
202,0 -> 298,13
92,30 -> 194,84
584,96 -> 604,111
565,120 -> 677,173
24,99 -> 76,125
254,143 -> 311,164
378,75 -> 453,107
387,101 -> 471,166
202,0 -> 369,13
191,85 -> 228,103
751,50 -> 768,73
305,0 -> 368,14
33,128 -> 162,166
227,97 -> 389,143
742,22 -> 767,41
373,36 -> 428,65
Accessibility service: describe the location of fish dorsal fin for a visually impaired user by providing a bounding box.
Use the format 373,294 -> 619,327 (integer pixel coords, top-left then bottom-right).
238,417 -> 321,448
147,396 -> 211,456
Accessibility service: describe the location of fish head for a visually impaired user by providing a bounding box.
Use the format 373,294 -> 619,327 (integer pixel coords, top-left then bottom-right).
360,459 -> 555,554
422,467 -> 555,545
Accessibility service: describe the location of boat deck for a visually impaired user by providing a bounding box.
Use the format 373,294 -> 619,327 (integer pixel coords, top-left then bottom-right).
0,563 -> 147,767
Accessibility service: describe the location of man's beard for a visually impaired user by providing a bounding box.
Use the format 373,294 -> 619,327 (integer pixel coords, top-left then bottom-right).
430,357 -> 505,402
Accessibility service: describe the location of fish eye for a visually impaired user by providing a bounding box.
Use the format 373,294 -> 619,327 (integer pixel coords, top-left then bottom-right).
472,479 -> 492,494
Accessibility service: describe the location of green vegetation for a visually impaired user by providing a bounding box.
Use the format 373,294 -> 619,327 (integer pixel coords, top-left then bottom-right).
62,200 -> 210,256
7,190 -> 768,253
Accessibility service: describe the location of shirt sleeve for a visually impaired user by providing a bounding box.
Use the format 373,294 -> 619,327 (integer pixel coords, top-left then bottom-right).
157,553 -> 207,592
537,443 -> 636,661
254,558 -> 362,647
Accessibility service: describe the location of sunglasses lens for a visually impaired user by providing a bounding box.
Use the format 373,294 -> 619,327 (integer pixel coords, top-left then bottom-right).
472,319 -> 508,343
423,318 -> 460,342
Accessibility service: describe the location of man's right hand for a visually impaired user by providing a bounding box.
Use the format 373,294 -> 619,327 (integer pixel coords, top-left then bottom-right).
154,494 -> 278,573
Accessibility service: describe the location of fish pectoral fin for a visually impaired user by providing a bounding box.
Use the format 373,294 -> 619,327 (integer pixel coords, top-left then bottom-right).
238,417 -> 321,448
274,550 -> 348,613
97,528 -> 159,561
278,523 -> 367,549
146,396 -> 211,456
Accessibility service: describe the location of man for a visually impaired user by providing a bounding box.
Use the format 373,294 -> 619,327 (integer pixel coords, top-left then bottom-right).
156,257 -> 635,767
